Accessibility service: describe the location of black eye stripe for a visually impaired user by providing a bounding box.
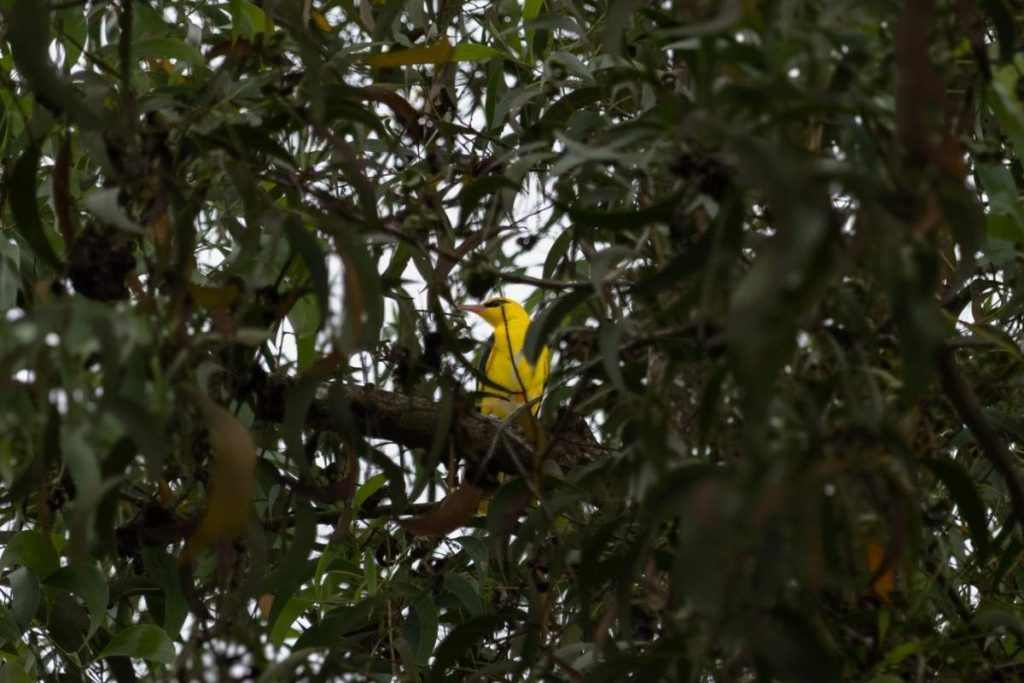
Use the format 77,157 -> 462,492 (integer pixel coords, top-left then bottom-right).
484,299 -> 507,308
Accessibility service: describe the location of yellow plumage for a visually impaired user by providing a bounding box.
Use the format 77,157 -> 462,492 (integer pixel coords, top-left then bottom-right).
461,297 -> 550,419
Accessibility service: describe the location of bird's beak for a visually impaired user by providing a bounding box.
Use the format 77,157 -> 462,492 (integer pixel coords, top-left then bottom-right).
459,303 -> 485,315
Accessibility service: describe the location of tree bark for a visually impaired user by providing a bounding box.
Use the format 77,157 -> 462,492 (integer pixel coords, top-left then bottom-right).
251,375 -> 604,475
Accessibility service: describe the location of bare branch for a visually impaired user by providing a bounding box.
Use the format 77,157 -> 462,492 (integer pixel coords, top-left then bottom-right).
251,375 -> 603,474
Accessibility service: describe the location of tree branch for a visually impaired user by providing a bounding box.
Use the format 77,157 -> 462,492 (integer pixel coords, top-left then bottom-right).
251,375 -> 603,475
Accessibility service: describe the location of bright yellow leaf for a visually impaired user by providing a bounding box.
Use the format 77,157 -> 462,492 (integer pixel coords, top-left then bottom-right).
310,9 -> 332,33
181,396 -> 258,564
364,38 -> 453,68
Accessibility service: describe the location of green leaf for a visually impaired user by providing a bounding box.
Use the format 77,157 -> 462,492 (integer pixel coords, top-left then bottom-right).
604,0 -> 642,56
323,216 -> 384,352
269,596 -> 313,647
523,289 -> 590,364
242,1 -> 274,33
283,214 -> 329,324
397,584 -> 438,665
354,473 -> 388,511
1,530 -> 59,579
599,323 -> 626,391
228,124 -> 298,170
428,610 -> 521,683
267,498 -> 316,632
231,0 -> 275,37
444,574 -> 483,617
458,175 -> 520,213
56,5 -> 88,71
7,0 -> 100,125
47,591 -> 89,654
364,546 -> 378,596
61,423 -> 101,507
980,0 -> 1016,63
989,67 -> 1024,161
9,145 -> 62,271
450,43 -> 514,63
0,660 -> 33,683
133,38 -> 205,69
8,568 -> 40,631
293,601 -> 382,649
547,51 -> 593,84
541,231 -> 573,282
282,374 -> 318,479
565,192 -> 683,230
97,624 -> 175,664
255,647 -> 327,683
749,611 -> 841,683
0,239 -> 21,310
141,549 -> 188,637
523,0 -> 544,21
45,564 -> 109,638
0,605 -> 22,644
881,640 -> 927,666
103,395 -> 169,481
288,294 -> 322,340
986,213 -> 1024,242
925,457 -> 990,559
976,163 -> 1018,213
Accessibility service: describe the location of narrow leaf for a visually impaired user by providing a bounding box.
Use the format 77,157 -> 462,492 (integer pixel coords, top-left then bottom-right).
523,289 -> 590,364
283,215 -> 329,323
364,38 -> 454,68
266,498 -> 316,632
8,0 -> 100,125
182,397 -> 258,563
450,43 -> 514,63
925,456 -> 990,559
10,146 -> 62,271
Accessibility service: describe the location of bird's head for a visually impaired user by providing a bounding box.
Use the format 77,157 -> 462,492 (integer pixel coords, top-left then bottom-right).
459,297 -> 530,327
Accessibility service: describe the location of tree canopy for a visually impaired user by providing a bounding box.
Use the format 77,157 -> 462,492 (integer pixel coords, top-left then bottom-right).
2,0 -> 1024,680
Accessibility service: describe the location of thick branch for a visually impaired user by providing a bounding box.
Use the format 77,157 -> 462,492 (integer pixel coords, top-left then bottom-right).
937,347 -> 1024,533
252,376 -> 604,475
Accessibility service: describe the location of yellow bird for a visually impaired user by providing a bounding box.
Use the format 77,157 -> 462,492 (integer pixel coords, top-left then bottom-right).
460,297 -> 550,418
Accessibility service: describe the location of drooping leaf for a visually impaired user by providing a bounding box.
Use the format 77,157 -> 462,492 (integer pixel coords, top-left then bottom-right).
925,456 -> 990,560
182,396 -> 258,563
7,0 -> 100,125
283,214 -> 329,323
10,145 -> 62,271
266,498 -> 316,632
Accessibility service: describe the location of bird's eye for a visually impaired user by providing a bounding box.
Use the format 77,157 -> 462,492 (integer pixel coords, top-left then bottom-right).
484,300 -> 505,308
